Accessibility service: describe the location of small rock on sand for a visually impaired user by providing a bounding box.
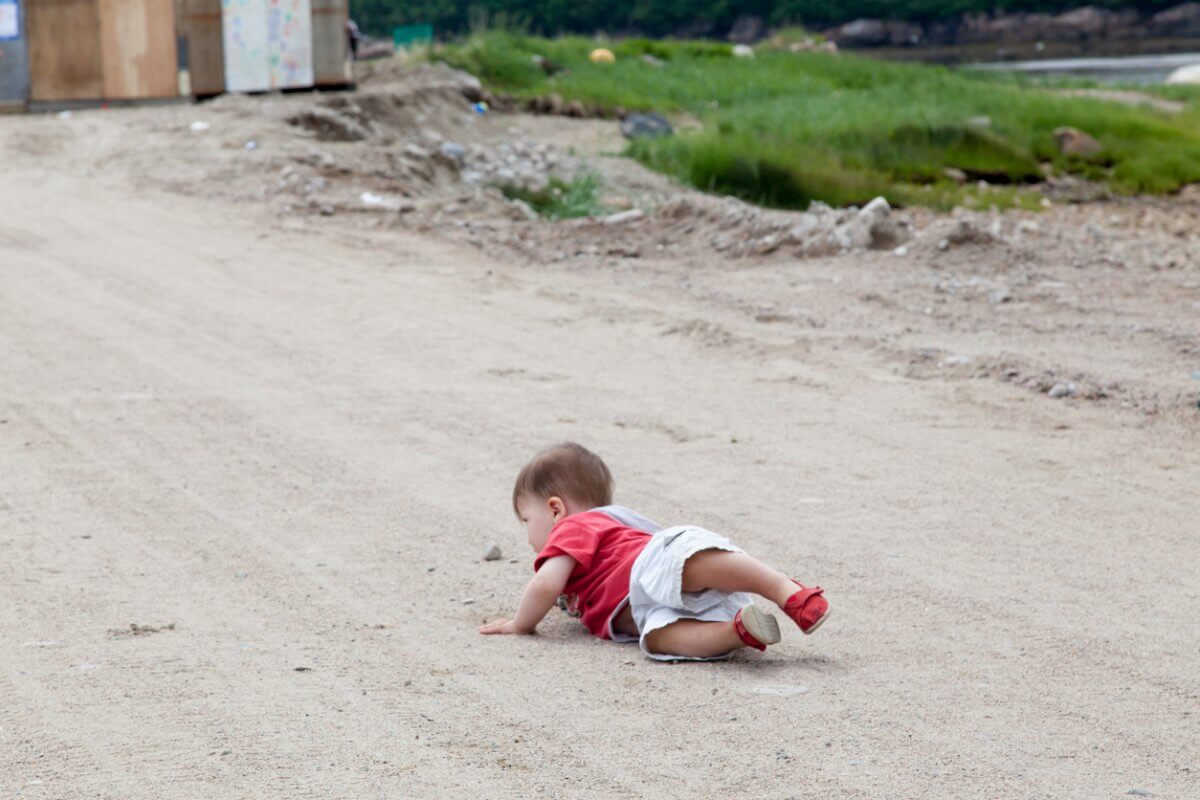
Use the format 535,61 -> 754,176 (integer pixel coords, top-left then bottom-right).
482,543 -> 502,561
601,209 -> 645,226
1048,382 -> 1077,399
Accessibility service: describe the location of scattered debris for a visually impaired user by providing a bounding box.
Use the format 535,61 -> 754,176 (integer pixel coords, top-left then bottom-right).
600,208 -> 645,226
288,108 -> 369,142
749,684 -> 810,696
108,622 -> 176,638
483,543 -> 503,561
599,194 -> 633,210
439,141 -> 467,166
360,192 -> 415,212
940,219 -> 997,248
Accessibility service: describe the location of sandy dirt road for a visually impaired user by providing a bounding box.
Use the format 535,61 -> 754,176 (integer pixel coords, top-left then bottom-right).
2,120 -> 1199,799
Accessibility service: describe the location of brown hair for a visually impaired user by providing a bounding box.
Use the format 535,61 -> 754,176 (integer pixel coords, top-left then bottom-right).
512,442 -> 614,516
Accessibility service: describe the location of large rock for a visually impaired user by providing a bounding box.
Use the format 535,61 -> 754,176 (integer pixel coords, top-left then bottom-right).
830,197 -> 909,250
1166,63 -> 1200,85
1149,3 -> 1200,37
1045,6 -> 1109,40
836,4 -> 1199,47
728,15 -> 765,44
828,18 -> 923,47
830,19 -> 886,47
955,7 -> 1136,43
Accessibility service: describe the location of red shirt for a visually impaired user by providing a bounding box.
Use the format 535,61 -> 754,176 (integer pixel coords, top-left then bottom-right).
534,511 -> 652,639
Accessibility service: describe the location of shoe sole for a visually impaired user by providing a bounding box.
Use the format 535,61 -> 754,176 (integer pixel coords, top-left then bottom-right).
740,604 -> 782,646
802,607 -> 831,635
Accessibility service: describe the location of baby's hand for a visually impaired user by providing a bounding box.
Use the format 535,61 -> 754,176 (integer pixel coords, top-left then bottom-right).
478,618 -> 534,635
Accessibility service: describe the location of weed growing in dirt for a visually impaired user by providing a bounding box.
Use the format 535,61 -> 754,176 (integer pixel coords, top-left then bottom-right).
436,32 -> 1200,210
499,173 -> 610,219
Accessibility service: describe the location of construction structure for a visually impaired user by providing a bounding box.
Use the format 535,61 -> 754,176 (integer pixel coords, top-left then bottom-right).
0,0 -> 29,109
0,0 -> 348,109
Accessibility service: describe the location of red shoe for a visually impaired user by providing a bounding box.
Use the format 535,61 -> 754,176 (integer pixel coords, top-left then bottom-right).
784,580 -> 829,634
733,605 -> 781,651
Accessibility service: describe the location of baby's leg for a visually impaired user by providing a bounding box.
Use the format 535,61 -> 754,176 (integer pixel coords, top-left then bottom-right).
683,548 -> 830,634
681,549 -> 796,607
643,618 -> 745,659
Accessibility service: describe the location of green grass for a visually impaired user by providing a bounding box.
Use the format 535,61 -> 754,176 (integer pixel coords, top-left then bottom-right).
499,173 -> 611,219
436,32 -> 1200,210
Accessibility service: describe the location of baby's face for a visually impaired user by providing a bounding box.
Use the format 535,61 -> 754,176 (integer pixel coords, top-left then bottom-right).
515,494 -> 557,552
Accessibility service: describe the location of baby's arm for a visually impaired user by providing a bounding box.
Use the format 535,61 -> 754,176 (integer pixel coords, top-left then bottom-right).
479,555 -> 575,635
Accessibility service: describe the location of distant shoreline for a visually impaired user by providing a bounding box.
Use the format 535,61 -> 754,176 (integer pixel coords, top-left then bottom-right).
861,36 -> 1200,67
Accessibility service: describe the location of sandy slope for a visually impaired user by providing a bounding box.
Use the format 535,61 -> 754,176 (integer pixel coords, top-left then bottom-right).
1,104 -> 1198,800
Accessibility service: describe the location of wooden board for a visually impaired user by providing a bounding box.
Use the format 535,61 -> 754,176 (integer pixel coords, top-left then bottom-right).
309,0 -> 346,86
98,0 -> 178,98
179,0 -> 224,96
26,0 -> 103,101
221,0 -> 311,92
221,0 -> 268,91
265,0 -> 311,88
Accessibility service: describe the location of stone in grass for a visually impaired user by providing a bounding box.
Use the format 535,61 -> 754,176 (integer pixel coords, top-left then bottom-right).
942,167 -> 968,184
482,543 -> 503,561
620,113 -> 673,140
1053,127 -> 1103,157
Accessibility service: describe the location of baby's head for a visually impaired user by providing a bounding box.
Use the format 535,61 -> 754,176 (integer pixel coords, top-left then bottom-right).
512,442 -> 613,551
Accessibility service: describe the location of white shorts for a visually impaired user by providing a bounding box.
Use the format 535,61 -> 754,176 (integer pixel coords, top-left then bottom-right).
628,525 -> 752,662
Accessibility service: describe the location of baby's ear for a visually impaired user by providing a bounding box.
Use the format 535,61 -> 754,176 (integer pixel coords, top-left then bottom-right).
547,496 -> 566,517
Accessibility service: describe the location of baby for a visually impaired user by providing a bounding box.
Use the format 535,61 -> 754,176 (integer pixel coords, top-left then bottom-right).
479,442 -> 829,661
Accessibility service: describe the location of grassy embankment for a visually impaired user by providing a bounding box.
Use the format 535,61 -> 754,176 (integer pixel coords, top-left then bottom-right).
436,32 -> 1200,211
